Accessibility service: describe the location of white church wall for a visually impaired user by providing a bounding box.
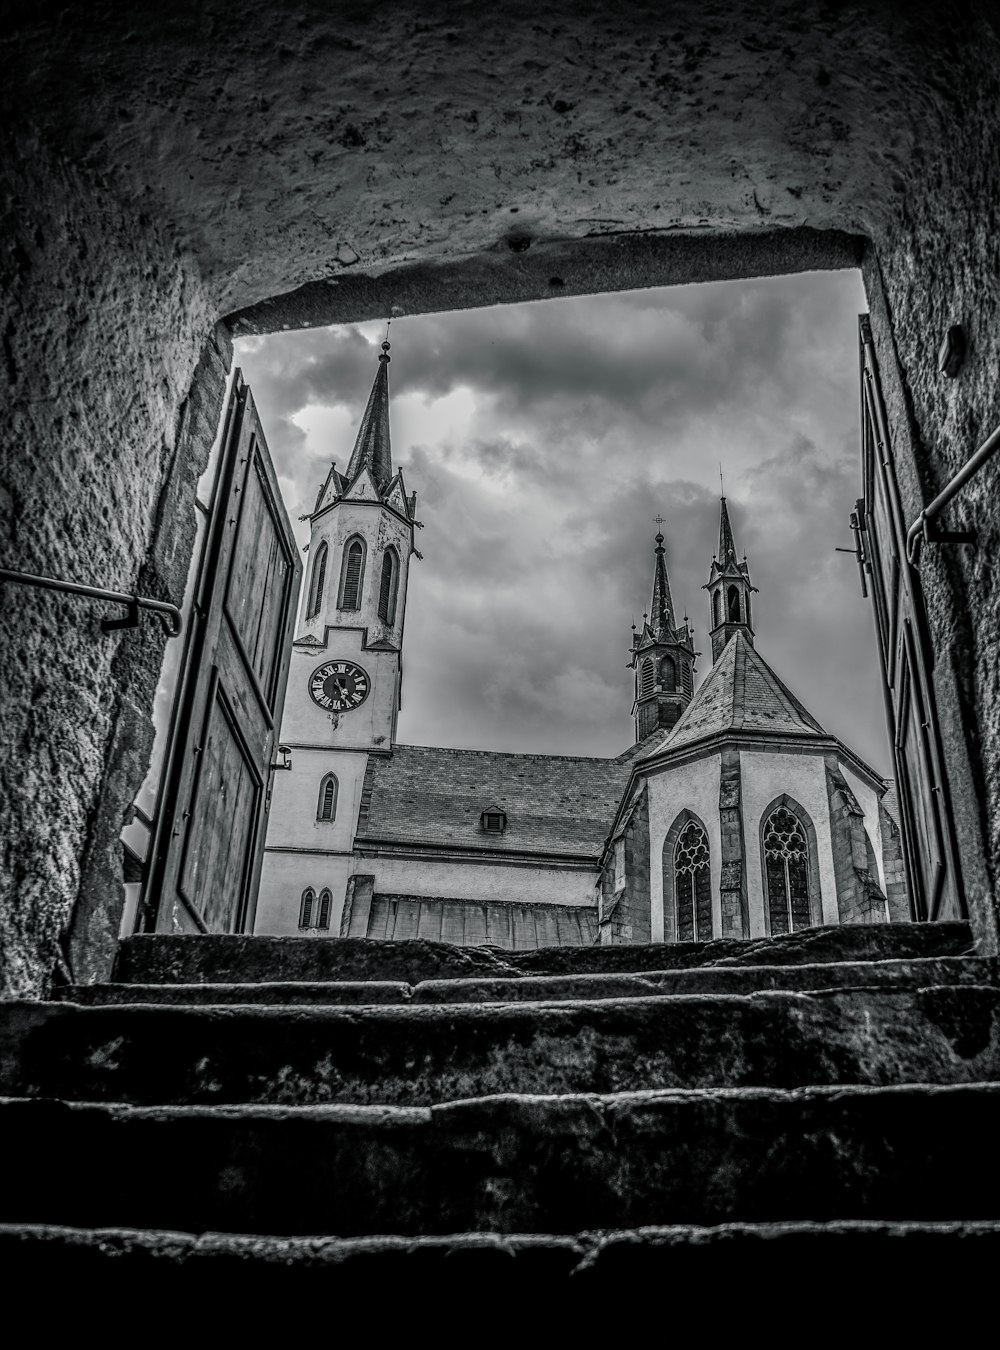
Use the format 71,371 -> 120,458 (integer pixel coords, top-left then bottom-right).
841,760 -> 887,891
280,638 -> 399,749
742,750 -> 839,931
646,754 -> 722,943
362,855 -> 596,907
255,850 -> 352,936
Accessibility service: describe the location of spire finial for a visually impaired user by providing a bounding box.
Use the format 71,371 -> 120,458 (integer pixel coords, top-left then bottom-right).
720,462 -> 725,498
653,513 -> 665,546
379,319 -> 391,363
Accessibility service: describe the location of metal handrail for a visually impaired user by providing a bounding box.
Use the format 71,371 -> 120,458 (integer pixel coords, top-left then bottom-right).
906,423 -> 1000,566
0,567 -> 183,636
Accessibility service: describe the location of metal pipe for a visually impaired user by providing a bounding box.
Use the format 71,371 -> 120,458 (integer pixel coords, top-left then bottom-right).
906,422 -> 1000,566
0,567 -> 183,636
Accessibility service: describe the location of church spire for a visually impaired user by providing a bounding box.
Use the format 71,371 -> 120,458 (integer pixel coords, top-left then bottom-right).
344,337 -> 393,489
705,496 -> 757,664
630,525 -> 696,743
650,530 -> 677,640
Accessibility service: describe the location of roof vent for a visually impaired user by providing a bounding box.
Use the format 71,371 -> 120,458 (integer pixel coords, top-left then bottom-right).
480,806 -> 507,834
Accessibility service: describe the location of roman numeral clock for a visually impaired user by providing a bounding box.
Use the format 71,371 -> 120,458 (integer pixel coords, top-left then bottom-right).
309,660 -> 370,712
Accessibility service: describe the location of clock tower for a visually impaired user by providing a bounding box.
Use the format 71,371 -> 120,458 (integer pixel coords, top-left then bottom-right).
254,337 -> 418,934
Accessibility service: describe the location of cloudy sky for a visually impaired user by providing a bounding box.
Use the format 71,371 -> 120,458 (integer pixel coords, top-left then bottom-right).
234,268 -> 888,772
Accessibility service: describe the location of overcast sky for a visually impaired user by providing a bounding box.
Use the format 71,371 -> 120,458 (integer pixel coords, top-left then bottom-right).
234,268 -> 888,772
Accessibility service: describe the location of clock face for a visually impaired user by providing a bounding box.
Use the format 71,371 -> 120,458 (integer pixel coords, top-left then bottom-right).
308,660 -> 370,713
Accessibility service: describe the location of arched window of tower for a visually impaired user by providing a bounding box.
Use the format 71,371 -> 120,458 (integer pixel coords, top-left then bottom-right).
713,590 -> 722,629
317,889 -> 332,929
306,541 -> 328,619
660,655 -> 676,691
339,537 -> 366,610
378,547 -> 399,625
640,657 -> 654,697
727,585 -> 741,623
745,593 -> 752,629
317,773 -> 338,822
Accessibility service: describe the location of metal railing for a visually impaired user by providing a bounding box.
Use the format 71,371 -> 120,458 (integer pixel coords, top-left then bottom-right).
906,423 -> 1000,567
0,567 -> 183,636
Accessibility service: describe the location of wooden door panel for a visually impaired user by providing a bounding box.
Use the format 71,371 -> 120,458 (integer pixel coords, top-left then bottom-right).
146,372 -> 301,933
179,671 -> 263,931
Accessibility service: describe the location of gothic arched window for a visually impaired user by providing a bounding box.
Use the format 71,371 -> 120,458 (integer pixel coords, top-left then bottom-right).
378,547 -> 399,624
640,658 -> 654,697
713,590 -> 722,628
745,593 -> 752,629
298,887 -> 316,929
727,584 -> 741,622
762,803 -> 812,934
338,537 -> 366,610
306,541 -> 328,619
660,655 -> 676,691
317,888 -> 332,930
674,819 -> 712,942
317,773 -> 338,822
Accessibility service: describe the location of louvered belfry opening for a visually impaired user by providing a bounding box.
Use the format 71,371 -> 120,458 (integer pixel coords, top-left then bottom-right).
763,805 -> 811,934
340,539 -> 364,610
378,549 -> 397,624
675,819 -> 712,942
317,774 -> 338,822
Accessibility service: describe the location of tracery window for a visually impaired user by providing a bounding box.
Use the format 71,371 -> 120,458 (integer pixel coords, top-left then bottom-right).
317,773 -> 338,822
378,547 -> 398,624
339,537 -> 366,610
306,541 -> 328,619
675,820 -> 712,942
763,805 -> 811,934
640,657 -> 654,697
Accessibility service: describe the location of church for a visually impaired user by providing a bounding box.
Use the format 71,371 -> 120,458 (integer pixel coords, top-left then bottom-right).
255,342 -> 908,947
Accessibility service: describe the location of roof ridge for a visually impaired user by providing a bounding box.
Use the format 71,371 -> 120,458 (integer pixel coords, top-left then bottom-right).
390,742 -> 625,765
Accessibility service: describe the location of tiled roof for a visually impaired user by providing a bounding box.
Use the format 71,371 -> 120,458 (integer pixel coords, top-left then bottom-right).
643,630 -> 827,757
356,743 -> 632,858
881,779 -> 900,826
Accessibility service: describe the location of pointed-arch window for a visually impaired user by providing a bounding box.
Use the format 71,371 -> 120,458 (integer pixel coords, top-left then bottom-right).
378,547 -> 399,624
317,888 -> 332,930
339,537 -> 366,610
675,820 -> 712,942
306,541 -> 328,619
713,590 -> 722,628
660,655 -> 676,691
763,805 -> 811,934
298,887 -> 316,929
317,773 -> 338,822
745,593 -> 752,629
640,657 -> 655,697
727,585 -> 741,622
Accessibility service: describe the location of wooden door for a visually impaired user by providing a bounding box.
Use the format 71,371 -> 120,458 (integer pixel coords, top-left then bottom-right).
856,316 -> 964,921
145,371 -> 301,933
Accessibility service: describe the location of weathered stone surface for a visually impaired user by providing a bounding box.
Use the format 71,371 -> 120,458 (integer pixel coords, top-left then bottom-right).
2,1220 -> 999,1303
6,984 -> 1000,1106
112,922 -> 975,986
55,954 -> 1000,1007
4,1084 -> 1000,1234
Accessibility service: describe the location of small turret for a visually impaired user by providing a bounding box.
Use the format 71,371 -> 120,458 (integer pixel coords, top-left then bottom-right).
705,497 -> 757,664
630,527 -> 697,742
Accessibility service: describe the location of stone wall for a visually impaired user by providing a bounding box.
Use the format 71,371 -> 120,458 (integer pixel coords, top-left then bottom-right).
3,2 -> 1000,992
879,802 -> 911,924
718,749 -> 749,939
599,787 -> 650,945
826,764 -> 889,925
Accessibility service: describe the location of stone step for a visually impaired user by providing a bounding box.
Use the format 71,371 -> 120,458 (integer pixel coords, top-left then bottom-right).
2,1084 -> 999,1235
111,921 -> 974,986
57,954 -> 998,1007
3,1220 -> 1000,1296
4,984 -> 999,1105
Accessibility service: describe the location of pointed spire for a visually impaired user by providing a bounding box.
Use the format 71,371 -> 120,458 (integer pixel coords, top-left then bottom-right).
718,496 -> 739,568
345,335 -> 393,489
650,530 -> 677,640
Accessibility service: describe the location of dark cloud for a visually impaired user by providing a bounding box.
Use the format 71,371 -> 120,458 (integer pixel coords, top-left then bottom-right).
235,268 -> 890,772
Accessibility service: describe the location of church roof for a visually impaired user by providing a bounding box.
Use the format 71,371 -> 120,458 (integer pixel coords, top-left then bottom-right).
355,743 -> 632,859
344,339 -> 393,489
642,630 -> 826,759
